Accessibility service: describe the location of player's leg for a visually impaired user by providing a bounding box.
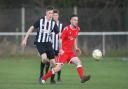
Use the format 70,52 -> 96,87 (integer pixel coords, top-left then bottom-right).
35,43 -> 49,82
41,53 -> 67,84
40,61 -> 45,79
50,72 -> 55,83
70,55 -> 91,83
56,55 -> 62,82
70,52 -> 90,83
57,70 -> 61,81
50,55 -> 58,83
44,43 -> 52,79
40,53 -> 49,77
70,57 -> 84,79
45,61 -> 50,74
43,45 -> 57,84
42,63 -> 62,82
50,69 -> 56,83
40,53 -> 49,80
49,58 -> 56,84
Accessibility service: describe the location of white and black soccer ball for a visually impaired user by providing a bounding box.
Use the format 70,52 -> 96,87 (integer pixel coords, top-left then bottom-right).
92,49 -> 102,61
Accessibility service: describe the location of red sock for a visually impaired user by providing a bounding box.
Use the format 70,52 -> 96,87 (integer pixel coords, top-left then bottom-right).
77,66 -> 84,79
42,70 -> 53,81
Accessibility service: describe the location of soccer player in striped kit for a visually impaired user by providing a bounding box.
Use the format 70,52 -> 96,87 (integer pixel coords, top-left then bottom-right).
50,9 -> 64,83
41,14 -> 91,84
21,6 -> 59,82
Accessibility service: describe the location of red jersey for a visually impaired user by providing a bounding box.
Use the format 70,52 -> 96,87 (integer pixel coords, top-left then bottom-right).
61,25 -> 80,52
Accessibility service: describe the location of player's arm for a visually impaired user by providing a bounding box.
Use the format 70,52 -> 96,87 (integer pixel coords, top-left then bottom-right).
21,26 -> 34,47
21,19 -> 40,47
74,38 -> 81,55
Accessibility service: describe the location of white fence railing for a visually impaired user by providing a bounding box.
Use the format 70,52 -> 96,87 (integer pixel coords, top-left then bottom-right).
0,32 -> 128,56
1,32 -> 128,36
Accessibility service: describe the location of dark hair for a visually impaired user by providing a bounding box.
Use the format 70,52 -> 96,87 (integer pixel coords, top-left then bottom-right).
46,6 -> 54,11
53,9 -> 59,14
70,14 -> 78,20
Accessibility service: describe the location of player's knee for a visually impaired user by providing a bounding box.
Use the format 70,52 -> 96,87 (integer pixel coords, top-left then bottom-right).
41,58 -> 47,63
41,56 -> 47,60
73,57 -> 81,65
51,63 -> 56,68
41,53 -> 48,62
50,59 -> 56,67
58,64 -> 62,70
77,60 -> 81,65
54,64 -> 62,73
75,59 -> 82,66
74,59 -> 82,68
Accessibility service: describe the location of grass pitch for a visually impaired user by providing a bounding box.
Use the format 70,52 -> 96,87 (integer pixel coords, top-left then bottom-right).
0,55 -> 128,89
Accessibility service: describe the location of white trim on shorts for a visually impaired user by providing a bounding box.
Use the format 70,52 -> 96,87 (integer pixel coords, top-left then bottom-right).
68,57 -> 78,64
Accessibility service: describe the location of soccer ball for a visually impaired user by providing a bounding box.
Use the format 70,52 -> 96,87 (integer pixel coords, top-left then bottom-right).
92,49 -> 102,61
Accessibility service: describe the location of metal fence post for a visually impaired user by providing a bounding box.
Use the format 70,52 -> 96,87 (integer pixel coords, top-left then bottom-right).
102,33 -> 105,56
21,7 -> 25,54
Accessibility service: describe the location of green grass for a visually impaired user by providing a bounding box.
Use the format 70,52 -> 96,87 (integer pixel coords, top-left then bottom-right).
0,55 -> 128,89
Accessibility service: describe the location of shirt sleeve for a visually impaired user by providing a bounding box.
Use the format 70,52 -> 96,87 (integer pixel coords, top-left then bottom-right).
33,19 -> 40,29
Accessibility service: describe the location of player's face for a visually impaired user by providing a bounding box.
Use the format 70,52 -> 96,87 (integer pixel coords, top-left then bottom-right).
53,13 -> 59,21
70,17 -> 78,27
46,10 -> 53,20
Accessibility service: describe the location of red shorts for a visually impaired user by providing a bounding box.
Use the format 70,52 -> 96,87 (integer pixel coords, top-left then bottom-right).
57,51 -> 76,64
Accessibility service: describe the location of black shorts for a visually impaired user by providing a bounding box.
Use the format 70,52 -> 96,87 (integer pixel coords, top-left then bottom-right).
35,42 -> 55,59
54,50 -> 59,56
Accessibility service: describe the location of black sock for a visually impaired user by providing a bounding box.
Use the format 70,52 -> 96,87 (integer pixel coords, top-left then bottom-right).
40,61 -> 45,78
57,70 -> 61,80
50,66 -> 55,81
51,74 -> 55,81
45,62 -> 50,74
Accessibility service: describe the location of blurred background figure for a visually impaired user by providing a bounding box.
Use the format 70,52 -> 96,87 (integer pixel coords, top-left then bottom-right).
50,9 -> 64,83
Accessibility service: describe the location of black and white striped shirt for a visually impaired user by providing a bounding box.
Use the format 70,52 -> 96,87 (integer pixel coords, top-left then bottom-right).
33,16 -> 58,43
51,21 -> 63,51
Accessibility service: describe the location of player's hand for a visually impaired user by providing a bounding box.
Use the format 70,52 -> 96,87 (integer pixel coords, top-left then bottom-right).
59,49 -> 64,55
21,38 -> 27,47
76,48 -> 81,55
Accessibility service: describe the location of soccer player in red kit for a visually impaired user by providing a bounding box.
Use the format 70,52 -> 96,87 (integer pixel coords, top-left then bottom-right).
41,14 -> 91,84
